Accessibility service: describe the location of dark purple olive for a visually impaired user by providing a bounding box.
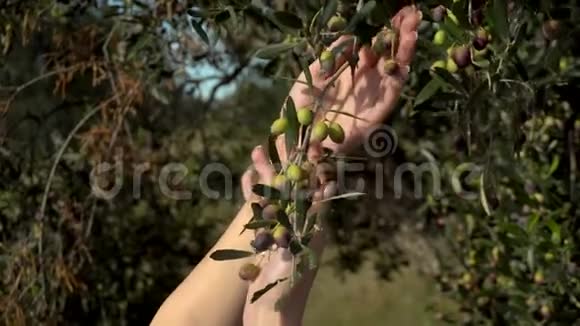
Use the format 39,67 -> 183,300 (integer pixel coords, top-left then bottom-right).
261,204 -> 280,220
431,5 -> 447,22
452,46 -> 471,68
251,232 -> 274,252
472,29 -> 489,50
542,20 -> 561,40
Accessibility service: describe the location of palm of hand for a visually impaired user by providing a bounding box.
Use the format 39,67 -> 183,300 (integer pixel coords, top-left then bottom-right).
243,6 -> 421,325
289,6 -> 421,154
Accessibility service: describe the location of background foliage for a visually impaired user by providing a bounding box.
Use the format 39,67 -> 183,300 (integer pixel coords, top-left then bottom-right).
1,0 -> 579,325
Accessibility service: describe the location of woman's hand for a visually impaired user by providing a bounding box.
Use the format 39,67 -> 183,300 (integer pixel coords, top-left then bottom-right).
240,6 -> 421,326
281,6 -> 421,156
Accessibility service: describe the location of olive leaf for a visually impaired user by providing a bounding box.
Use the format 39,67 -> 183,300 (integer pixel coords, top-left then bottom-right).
210,249 -> 254,261
214,10 -> 231,23
284,96 -> 299,159
414,78 -> 443,107
267,135 -> 281,168
251,202 -> 263,220
289,239 -> 303,255
433,67 -> 468,95
491,0 -> 509,40
255,43 -> 298,59
316,192 -> 366,203
298,57 -> 314,89
190,18 -> 210,46
318,0 -> 338,32
345,1 -> 377,33
439,16 -> 466,42
273,11 -> 303,29
276,210 -> 292,230
244,220 -> 277,230
252,184 -> 282,200
251,278 -> 288,303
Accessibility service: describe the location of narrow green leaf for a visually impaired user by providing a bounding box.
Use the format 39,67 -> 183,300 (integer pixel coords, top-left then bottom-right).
244,220 -> 277,230
284,96 -> 299,159
546,219 -> 561,244
439,16 -> 466,42
255,43 -> 297,59
450,0 -> 469,28
251,278 -> 288,303
268,135 -> 281,168
480,173 -> 492,216
215,10 -> 231,23
491,0 -> 509,40
298,57 -> 314,89
500,223 -> 527,240
252,184 -> 282,200
273,11 -> 303,29
545,155 -> 560,178
345,1 -> 377,33
210,249 -> 254,261
433,67 -> 467,94
190,19 -> 210,46
317,192 -> 366,203
318,0 -> 338,31
289,239 -> 303,255
276,210 -> 292,229
414,78 -> 443,107
527,213 -> 540,233
251,202 -> 263,219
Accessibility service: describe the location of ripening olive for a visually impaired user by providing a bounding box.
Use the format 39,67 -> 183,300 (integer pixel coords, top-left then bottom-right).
320,50 -> 335,74
383,59 -> 398,76
431,5 -> 447,22
271,174 -> 287,189
311,121 -> 329,142
430,60 -> 446,73
473,28 -> 490,50
262,204 -> 281,220
252,231 -> 275,252
446,57 -> 458,73
286,164 -> 304,182
327,15 -> 347,32
297,107 -> 313,126
270,118 -> 289,136
239,263 -> 261,281
433,30 -> 447,45
328,122 -> 345,143
533,271 -> 545,284
452,46 -> 471,68
542,20 -> 561,40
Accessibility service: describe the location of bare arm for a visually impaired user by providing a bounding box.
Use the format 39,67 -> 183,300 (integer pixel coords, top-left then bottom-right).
151,202 -> 254,326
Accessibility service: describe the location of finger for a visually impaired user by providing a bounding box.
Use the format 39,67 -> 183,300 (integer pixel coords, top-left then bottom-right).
241,168 -> 258,201
394,7 -> 421,67
251,145 -> 276,184
307,141 -> 323,163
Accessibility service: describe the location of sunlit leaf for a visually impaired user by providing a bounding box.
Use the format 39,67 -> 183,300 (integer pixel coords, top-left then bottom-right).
190,18 -> 210,46
210,249 -> 254,261
317,192 -> 366,203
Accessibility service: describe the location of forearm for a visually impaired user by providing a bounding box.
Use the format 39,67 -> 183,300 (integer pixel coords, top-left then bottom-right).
151,202 -> 255,326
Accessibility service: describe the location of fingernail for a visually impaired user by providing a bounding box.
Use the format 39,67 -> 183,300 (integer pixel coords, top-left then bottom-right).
412,31 -> 418,41
417,10 -> 423,21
